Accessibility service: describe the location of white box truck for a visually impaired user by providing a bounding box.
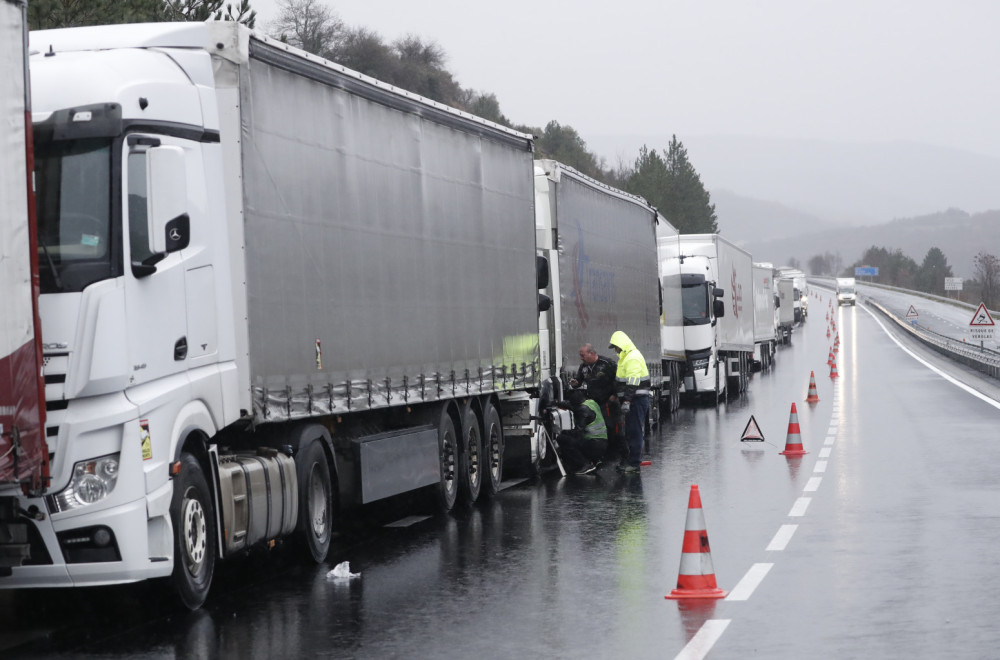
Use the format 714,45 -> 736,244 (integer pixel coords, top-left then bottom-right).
1,0 -> 49,572
659,234 -> 755,403
752,262 -> 778,371
8,22 -> 547,608
836,277 -> 857,305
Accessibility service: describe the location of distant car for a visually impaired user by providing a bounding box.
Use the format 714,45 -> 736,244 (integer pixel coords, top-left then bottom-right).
836,278 -> 857,306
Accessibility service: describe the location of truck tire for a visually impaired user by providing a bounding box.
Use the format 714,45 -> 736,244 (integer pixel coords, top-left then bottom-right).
436,408 -> 458,511
170,452 -> 216,610
296,439 -> 333,563
458,406 -> 483,504
480,404 -> 504,499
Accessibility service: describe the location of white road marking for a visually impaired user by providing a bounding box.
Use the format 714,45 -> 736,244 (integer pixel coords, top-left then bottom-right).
789,497 -> 811,517
813,460 -> 827,472
674,619 -> 731,660
726,562 -> 774,601
804,476 -> 822,491
824,435 -> 836,445
819,447 -> 832,458
766,525 -> 798,551
863,304 -> 1000,410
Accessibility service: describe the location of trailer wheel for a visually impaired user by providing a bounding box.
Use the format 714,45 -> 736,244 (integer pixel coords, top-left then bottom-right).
296,439 -> 333,563
170,453 -> 216,610
480,404 -> 504,499
458,406 -> 483,504
436,409 -> 458,511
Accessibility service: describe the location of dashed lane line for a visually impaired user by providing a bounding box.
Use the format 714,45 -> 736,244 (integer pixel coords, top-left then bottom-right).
727,562 -> 774,601
804,476 -> 822,492
765,525 -> 798,551
673,619 -> 731,660
789,497 -> 811,517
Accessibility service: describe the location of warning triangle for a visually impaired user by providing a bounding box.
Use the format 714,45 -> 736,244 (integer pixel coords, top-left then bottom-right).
905,305 -> 918,318
969,303 -> 995,327
740,415 -> 765,442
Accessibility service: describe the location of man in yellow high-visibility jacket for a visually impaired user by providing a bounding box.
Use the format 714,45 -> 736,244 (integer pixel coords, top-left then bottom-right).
609,330 -> 650,473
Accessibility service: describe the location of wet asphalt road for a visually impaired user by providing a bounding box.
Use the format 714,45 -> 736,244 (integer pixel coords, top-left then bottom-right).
3,291 -> 1000,659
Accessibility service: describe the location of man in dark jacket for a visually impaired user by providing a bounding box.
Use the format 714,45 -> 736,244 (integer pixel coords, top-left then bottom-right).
571,343 -> 623,461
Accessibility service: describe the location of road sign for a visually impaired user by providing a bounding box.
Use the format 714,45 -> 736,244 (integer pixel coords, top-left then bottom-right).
905,305 -> 918,318
740,415 -> 765,442
969,303 -> 995,341
944,277 -> 963,291
855,266 -> 879,277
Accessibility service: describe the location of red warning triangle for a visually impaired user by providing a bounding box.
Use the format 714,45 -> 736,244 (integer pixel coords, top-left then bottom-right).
905,305 -> 918,318
969,303 -> 995,326
740,415 -> 765,442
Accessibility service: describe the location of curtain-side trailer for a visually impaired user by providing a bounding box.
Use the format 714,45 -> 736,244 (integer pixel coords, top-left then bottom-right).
12,22 -> 542,608
0,0 -> 48,574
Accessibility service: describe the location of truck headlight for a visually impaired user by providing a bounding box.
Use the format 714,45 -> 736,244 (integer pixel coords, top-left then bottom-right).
48,454 -> 120,513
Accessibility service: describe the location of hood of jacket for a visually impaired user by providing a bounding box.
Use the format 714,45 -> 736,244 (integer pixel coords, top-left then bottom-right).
609,330 -> 637,354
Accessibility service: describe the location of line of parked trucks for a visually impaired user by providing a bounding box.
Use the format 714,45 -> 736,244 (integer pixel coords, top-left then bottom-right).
0,14 -> 807,608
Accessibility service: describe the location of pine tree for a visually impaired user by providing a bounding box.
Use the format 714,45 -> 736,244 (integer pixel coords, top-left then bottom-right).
624,137 -> 717,234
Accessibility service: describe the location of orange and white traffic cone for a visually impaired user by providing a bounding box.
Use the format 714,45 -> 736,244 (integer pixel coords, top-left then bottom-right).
780,403 -> 808,456
805,371 -> 820,403
830,358 -> 839,379
666,485 -> 727,600
827,349 -> 834,366
826,327 -> 830,338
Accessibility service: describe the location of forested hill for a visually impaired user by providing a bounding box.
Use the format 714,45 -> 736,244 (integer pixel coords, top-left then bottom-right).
738,208 -> 1000,279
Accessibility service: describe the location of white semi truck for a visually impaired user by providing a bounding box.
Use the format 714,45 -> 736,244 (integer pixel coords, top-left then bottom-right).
660,234 -> 755,403
776,278 -> 796,344
1,0 -> 49,574
533,161 -> 672,434
5,22 -> 550,609
751,262 -> 778,371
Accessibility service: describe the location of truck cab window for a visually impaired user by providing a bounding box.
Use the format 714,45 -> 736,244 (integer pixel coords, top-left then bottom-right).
128,151 -> 154,265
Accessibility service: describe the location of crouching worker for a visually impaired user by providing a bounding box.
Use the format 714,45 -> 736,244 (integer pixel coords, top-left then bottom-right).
555,389 -> 609,475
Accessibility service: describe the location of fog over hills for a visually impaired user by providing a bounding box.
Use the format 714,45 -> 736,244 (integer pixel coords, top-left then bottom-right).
589,134 -> 1000,276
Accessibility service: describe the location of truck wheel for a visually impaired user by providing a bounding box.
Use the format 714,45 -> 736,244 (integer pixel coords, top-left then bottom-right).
170,453 -> 216,610
296,439 -> 333,563
436,409 -> 458,511
458,406 -> 483,504
480,404 -> 504,499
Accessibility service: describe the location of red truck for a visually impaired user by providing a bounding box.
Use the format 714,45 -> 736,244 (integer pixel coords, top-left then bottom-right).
1,0 -> 48,573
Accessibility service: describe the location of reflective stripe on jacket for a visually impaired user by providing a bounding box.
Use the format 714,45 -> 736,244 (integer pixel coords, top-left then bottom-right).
582,399 -> 607,439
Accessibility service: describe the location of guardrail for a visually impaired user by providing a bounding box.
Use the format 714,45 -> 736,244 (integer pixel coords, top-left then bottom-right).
863,298 -> 1000,380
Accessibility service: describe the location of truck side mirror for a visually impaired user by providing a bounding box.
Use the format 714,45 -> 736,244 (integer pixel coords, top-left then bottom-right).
537,293 -> 552,312
536,255 -> 549,290
148,145 -> 189,255
713,287 -> 724,298
713,299 -> 725,318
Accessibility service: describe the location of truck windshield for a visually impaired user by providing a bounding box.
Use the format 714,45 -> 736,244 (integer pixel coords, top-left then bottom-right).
681,282 -> 710,325
34,138 -> 115,293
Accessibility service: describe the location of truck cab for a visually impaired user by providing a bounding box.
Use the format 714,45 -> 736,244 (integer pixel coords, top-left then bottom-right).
836,278 -> 857,306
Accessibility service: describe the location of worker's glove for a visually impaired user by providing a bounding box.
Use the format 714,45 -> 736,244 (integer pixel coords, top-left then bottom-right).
620,401 -> 631,416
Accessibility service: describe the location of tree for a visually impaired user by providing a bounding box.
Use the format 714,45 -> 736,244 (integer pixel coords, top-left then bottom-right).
807,251 -> 842,276
269,0 -> 342,58
915,247 -> 953,295
532,121 -> 603,180
29,0 -> 256,30
624,137 -> 717,234
973,251 -> 1000,308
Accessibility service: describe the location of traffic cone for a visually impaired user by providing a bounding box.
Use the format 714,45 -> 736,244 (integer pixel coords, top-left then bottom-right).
826,327 -> 830,338
827,349 -> 834,366
665,485 -> 727,600
830,358 -> 839,379
805,371 -> 820,403
780,403 -> 808,456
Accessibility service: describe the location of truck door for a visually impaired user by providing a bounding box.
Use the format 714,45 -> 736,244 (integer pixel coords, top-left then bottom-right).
121,137 -> 188,388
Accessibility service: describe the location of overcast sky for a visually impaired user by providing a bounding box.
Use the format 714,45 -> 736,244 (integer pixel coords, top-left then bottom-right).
250,0 -> 1000,162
